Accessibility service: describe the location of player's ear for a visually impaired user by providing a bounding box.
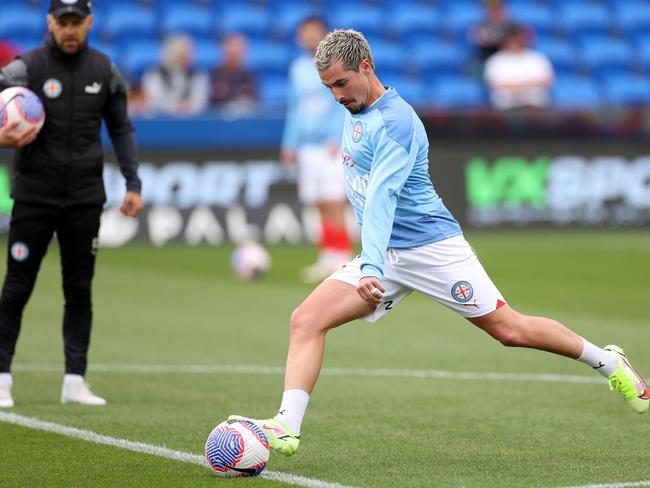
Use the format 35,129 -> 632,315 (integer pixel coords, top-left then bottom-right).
46,14 -> 55,32
86,14 -> 94,30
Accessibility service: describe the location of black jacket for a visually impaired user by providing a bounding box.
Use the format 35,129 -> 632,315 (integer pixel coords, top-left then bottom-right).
0,34 -> 141,207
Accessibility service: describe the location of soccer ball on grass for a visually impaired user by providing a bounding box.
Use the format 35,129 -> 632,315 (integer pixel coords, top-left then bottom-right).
230,241 -> 271,280
204,419 -> 270,477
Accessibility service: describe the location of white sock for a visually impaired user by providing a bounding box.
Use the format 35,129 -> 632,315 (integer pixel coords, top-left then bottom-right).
578,338 -> 617,377
274,389 -> 310,434
63,374 -> 84,387
0,373 -> 12,386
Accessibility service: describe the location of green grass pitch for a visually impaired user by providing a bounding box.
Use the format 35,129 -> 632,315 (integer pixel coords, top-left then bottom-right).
0,230 -> 648,488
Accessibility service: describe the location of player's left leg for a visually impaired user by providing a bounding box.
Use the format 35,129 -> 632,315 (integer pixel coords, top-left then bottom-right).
468,306 -> 649,413
57,205 -> 106,406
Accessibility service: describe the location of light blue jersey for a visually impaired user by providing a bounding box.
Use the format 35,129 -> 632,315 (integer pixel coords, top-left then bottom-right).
341,88 -> 463,280
282,54 -> 345,150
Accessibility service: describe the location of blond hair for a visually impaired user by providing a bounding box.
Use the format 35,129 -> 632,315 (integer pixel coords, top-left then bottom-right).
314,29 -> 374,71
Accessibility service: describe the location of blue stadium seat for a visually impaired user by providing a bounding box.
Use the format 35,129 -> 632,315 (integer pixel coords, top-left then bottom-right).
579,36 -> 634,74
370,40 -> 404,73
92,41 -> 121,65
10,37 -> 44,54
614,1 -> 650,33
533,36 -> 577,72
429,76 -> 486,109
0,6 -> 45,39
103,6 -> 157,42
270,3 -> 317,39
193,40 -> 221,71
381,75 -> 426,106
218,5 -> 271,38
509,2 -> 555,35
160,6 -> 215,38
330,5 -> 385,37
120,41 -> 160,83
386,4 -> 440,41
559,3 -> 611,35
258,74 -> 288,104
440,2 -> 484,36
410,37 -> 469,76
601,73 -> 650,106
245,41 -> 291,74
552,75 -> 602,109
635,35 -> 650,72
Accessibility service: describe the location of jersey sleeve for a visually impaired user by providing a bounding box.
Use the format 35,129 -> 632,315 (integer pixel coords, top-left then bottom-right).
360,124 -> 418,280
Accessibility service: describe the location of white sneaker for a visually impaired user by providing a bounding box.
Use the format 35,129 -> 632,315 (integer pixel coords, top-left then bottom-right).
61,376 -> 106,406
0,383 -> 14,408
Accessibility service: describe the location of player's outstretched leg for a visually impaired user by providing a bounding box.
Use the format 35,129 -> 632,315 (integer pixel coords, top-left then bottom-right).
604,345 -> 649,413
227,415 -> 300,456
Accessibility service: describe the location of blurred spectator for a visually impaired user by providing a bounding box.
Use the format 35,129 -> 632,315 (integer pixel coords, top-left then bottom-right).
469,0 -> 517,63
484,25 -> 554,111
210,33 -> 257,113
0,40 -> 19,68
141,34 -> 209,116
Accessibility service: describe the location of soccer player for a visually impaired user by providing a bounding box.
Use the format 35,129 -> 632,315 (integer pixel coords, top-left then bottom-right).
281,17 -> 352,283
231,29 -> 648,456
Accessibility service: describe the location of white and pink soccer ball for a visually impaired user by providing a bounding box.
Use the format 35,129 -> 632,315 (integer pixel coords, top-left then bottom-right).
204,419 -> 270,477
230,241 -> 271,280
0,86 -> 45,134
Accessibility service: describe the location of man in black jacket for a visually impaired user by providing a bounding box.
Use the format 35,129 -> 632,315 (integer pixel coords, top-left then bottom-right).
0,0 -> 143,408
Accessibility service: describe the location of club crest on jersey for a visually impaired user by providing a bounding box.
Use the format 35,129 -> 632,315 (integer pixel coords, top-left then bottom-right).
11,242 -> 29,262
451,281 -> 473,303
352,121 -> 363,142
43,78 -> 62,99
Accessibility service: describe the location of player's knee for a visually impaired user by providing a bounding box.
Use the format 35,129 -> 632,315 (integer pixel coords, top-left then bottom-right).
289,306 -> 328,337
63,286 -> 91,308
0,283 -> 33,310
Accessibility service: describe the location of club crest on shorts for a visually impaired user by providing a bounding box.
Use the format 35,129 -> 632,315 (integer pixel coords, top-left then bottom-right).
10,242 -> 29,262
43,78 -> 62,99
352,121 -> 363,142
451,280 -> 473,303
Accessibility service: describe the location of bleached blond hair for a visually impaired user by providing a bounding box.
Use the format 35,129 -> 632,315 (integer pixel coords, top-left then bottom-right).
314,29 -> 374,71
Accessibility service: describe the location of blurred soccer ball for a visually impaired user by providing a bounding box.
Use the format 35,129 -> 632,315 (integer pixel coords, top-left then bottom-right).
204,419 -> 269,477
230,241 -> 270,280
0,86 -> 45,134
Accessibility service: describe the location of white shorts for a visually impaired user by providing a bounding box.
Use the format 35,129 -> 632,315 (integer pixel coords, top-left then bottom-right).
327,235 -> 505,322
296,145 -> 348,205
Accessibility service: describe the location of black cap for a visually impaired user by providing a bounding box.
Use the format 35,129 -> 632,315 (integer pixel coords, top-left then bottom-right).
49,0 -> 92,18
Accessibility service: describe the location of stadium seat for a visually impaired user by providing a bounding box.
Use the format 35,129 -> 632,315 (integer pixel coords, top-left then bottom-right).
440,2 -> 484,36
193,40 -> 221,72
386,4 -> 441,41
410,37 -> 469,76
559,3 -> 611,36
578,36 -> 634,75
614,1 -> 650,34
601,73 -> 650,106
509,2 -> 556,35
370,40 -> 404,74
0,6 -> 45,40
160,6 -> 215,39
533,36 -> 577,72
552,75 -> 602,109
103,6 -> 157,42
429,76 -> 486,109
330,5 -> 385,37
257,74 -> 288,104
119,41 -> 160,83
218,5 -> 271,38
245,41 -> 292,74
381,75 -> 427,106
635,35 -> 650,72
269,3 -> 317,39
92,41 -> 121,66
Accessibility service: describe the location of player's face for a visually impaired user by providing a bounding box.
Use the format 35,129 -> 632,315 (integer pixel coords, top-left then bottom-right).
319,59 -> 373,114
48,14 -> 94,54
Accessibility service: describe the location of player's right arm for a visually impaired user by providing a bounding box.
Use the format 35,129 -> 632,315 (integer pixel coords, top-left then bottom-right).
0,59 -> 28,91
